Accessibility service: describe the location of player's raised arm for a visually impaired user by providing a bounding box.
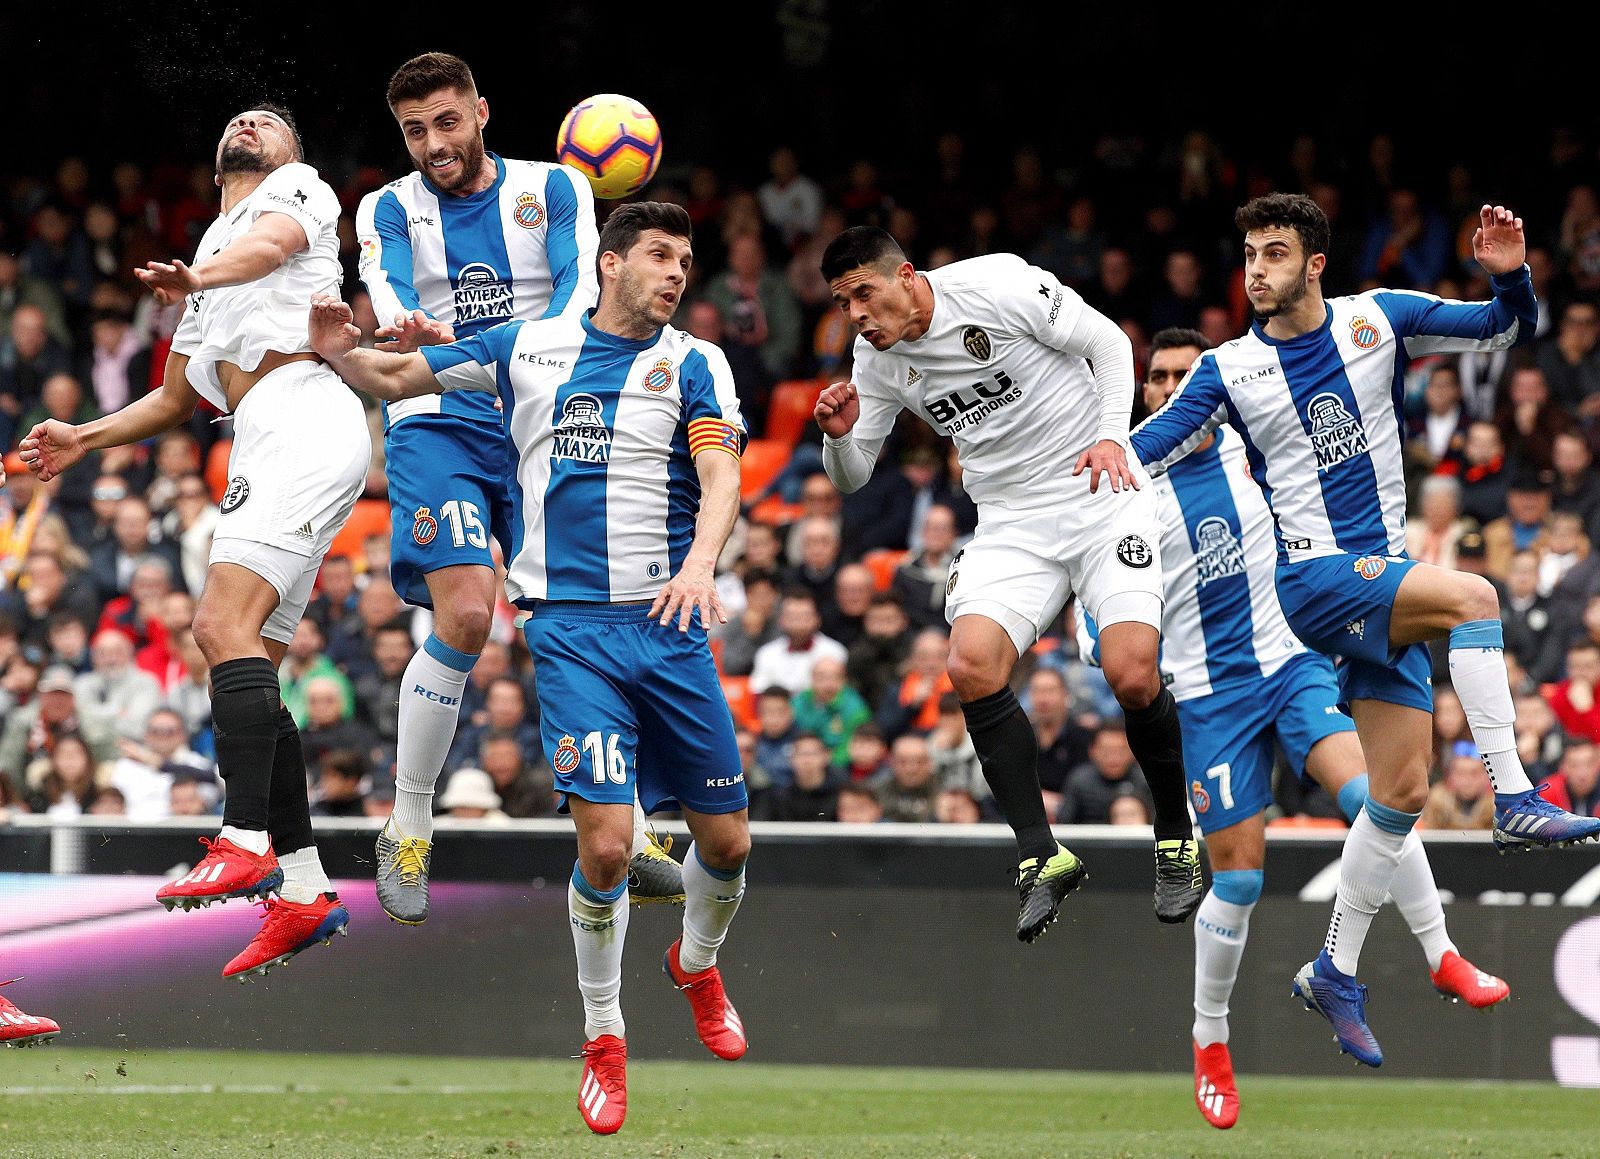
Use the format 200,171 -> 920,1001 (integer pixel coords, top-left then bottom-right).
308,295 -> 444,401
1130,355 -> 1229,478
817,380 -> 892,493
136,212 -> 311,306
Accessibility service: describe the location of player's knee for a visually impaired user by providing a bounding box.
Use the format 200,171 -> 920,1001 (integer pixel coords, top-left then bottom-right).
191,607 -> 246,664
434,600 -> 492,654
946,651 -> 1006,700
580,833 -> 632,888
1455,573 -> 1500,623
1103,659 -> 1160,710
697,827 -> 751,871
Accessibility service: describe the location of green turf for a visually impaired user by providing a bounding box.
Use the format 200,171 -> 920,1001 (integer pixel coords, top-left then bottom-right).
0,1048 -> 1594,1158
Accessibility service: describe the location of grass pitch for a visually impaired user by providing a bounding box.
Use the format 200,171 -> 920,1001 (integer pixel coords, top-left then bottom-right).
0,1048 -> 1594,1158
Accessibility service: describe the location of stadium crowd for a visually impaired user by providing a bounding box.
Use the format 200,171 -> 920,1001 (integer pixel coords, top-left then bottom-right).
4,124 -> 1600,830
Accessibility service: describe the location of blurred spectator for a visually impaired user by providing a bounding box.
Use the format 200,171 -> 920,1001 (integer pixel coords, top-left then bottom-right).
1147,249 -> 1210,333
0,663 -> 117,780
1538,511 -> 1590,596
1516,690 -> 1563,779
76,471 -> 127,550
134,589 -> 196,692
364,778 -> 396,822
683,299 -> 771,436
874,627 -> 953,742
934,787 -> 983,824
718,568 -> 780,677
0,551 -> 101,652
74,628 -> 162,742
306,553 -> 362,639
1419,741 -> 1496,830
1027,666 -> 1095,817
1501,550 -> 1568,685
89,496 -> 182,600
871,733 -> 939,823
1482,468 -> 1553,582
1535,299 -> 1600,415
0,303 -> 72,448
437,766 -> 510,824
756,145 -> 824,252
165,628 -> 213,739
847,593 -> 913,709
24,731 -> 110,817
841,720 -> 889,783
23,204 -> 93,308
781,473 -> 844,566
279,617 -> 354,729
352,620 -> 412,749
1545,639 -> 1600,743
1028,194 -> 1105,290
1551,429 -> 1600,543
18,372 -> 97,445
87,784 -> 128,816
1545,733 -> 1600,818
1358,187 -> 1452,289
821,562 -> 875,649
1058,725 -> 1153,825
1494,364 -> 1568,474
478,733 -> 554,818
142,430 -> 203,517
1431,687 -> 1471,768
891,504 -> 960,630
81,307 -> 149,416
844,445 -> 942,557
753,685 -> 799,790
45,612 -> 89,675
834,781 -> 884,824
702,231 -> 802,388
311,748 -> 370,817
167,772 -> 218,818
301,676 -> 378,778
1406,474 -> 1470,570
1405,363 -> 1469,475
1453,526 -> 1490,580
109,705 -> 212,820
782,515 -> 843,614
1453,421 -> 1510,526
1109,793 -> 1154,826
733,727 -> 775,819
749,589 -> 847,697
457,639 -> 516,727
326,577 -> 408,681
98,555 -> 177,651
0,248 -> 70,347
446,675 -> 539,772
792,655 -> 870,767
766,732 -> 840,822
926,691 -> 987,803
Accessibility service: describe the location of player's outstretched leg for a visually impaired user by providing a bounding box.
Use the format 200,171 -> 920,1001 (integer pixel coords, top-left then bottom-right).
663,841 -> 748,1059
1191,869 -> 1259,1128
379,633 -> 479,924
1444,619 -> 1600,850
1335,775 -> 1510,1009
225,706 -> 350,980
628,800 -> 685,906
158,657 -> 284,911
0,978 -> 60,1048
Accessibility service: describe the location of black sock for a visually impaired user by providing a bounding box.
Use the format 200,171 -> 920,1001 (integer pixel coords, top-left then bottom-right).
961,688 -> 1056,862
211,658 -> 281,833
1123,687 -> 1191,841
268,705 -> 315,858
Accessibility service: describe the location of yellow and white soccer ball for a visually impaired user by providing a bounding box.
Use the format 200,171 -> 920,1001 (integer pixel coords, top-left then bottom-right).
555,93 -> 663,200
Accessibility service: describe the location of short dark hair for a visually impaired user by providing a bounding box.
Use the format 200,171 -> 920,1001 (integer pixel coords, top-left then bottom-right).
236,101 -> 303,162
820,226 -> 906,283
757,685 -> 794,704
1234,193 -> 1330,262
1149,327 -> 1210,356
596,201 -> 692,269
386,52 -> 477,107
742,568 -> 780,592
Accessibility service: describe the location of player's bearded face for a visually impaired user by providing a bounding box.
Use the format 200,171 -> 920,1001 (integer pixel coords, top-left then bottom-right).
216,114 -> 287,177
417,117 -> 485,194
1250,256 -> 1312,319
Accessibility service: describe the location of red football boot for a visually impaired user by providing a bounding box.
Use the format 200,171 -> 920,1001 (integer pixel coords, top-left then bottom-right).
222,894 -> 350,980
157,836 -> 283,911
1193,1040 -> 1240,1130
663,938 -> 747,1060
577,1034 -> 627,1135
0,979 -> 60,1048
1430,949 -> 1511,1009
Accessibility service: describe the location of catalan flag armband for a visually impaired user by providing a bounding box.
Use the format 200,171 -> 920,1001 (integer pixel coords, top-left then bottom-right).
688,417 -> 742,461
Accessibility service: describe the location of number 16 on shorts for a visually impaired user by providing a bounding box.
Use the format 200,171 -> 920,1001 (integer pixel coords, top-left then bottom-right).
554,730 -> 633,794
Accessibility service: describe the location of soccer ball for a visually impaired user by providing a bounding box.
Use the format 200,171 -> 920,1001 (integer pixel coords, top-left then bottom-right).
555,93 -> 662,200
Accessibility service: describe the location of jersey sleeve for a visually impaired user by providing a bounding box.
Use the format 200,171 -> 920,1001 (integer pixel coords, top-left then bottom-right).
540,166 -> 599,319
420,319 -> 522,394
1130,353 -> 1228,476
253,162 -> 340,248
356,187 -> 425,324
169,300 -> 201,358
1373,266 -> 1537,358
988,261 -> 1135,444
681,341 -> 747,461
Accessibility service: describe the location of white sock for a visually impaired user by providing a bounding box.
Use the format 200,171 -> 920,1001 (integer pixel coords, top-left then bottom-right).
677,843 -> 745,975
570,874 -> 629,1041
1325,806 -> 1413,975
631,799 -> 649,858
393,637 -> 477,840
1193,892 -> 1253,1048
220,824 -> 270,856
1448,625 -> 1533,795
1387,829 -> 1455,971
278,846 -> 333,904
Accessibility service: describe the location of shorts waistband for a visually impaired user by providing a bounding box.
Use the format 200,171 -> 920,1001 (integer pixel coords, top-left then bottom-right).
521,599 -> 656,622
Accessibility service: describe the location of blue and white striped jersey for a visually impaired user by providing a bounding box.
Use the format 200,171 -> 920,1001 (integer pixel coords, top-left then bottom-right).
1131,270 -> 1536,564
1147,428 -> 1306,701
356,153 -> 598,428
420,313 -> 745,603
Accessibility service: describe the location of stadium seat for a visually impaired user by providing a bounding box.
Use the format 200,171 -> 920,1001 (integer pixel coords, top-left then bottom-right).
739,438 -> 791,502
747,496 -> 804,527
861,548 -> 908,592
720,674 -> 756,730
204,438 -> 233,503
764,378 -> 821,447
327,497 -> 392,563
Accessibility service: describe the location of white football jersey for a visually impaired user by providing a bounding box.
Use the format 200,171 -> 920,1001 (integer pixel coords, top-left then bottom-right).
170,162 -> 342,412
844,254 -> 1138,517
